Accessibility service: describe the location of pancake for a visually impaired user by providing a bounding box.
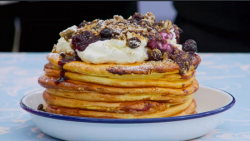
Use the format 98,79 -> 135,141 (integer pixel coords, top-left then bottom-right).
46,88 -> 193,102
44,62 -> 196,80
45,99 -> 194,119
43,90 -> 174,114
46,53 -> 201,77
44,68 -> 195,88
172,99 -> 196,116
39,75 -> 199,96
44,63 -> 195,80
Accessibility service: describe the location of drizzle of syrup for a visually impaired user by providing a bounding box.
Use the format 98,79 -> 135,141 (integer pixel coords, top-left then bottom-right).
55,70 -> 68,84
55,52 -> 81,84
58,55 -> 80,69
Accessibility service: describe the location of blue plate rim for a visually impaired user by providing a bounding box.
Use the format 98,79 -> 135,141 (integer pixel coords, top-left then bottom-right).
20,86 -> 236,124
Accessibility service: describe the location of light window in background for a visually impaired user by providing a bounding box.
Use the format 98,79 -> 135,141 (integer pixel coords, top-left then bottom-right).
138,1 -> 177,22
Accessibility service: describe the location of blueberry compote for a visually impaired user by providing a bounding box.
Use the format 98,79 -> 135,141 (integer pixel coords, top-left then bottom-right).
168,47 -> 194,75
126,12 -> 197,75
145,29 -> 197,75
72,31 -> 100,52
55,52 -> 81,84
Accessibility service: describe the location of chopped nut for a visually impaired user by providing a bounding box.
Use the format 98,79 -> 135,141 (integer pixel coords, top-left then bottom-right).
164,20 -> 169,29
59,25 -> 77,37
162,52 -> 169,60
144,12 -> 156,21
167,20 -> 173,29
52,44 -> 57,53
166,29 -> 170,33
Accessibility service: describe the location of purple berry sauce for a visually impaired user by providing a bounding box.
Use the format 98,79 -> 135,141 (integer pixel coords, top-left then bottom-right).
72,31 -> 100,52
55,52 -> 81,84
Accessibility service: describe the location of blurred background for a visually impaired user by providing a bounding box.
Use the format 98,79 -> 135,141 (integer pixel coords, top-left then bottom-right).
0,1 -> 249,52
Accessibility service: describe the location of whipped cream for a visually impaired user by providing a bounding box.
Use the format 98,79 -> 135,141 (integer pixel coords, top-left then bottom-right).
54,28 -> 182,64
76,38 -> 148,64
56,37 -> 74,55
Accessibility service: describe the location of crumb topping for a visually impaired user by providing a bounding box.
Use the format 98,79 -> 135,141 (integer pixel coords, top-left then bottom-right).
59,12 -> 181,47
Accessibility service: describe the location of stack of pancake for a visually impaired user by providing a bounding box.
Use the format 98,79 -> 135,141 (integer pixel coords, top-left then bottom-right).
38,53 -> 201,119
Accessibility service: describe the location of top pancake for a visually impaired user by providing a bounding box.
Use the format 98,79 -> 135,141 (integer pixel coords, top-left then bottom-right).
47,53 -> 201,77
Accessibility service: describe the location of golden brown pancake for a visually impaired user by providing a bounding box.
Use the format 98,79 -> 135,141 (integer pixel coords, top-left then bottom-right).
43,90 -> 173,114
39,75 -> 199,96
46,88 -> 193,102
44,62 -> 196,80
44,68 -> 195,88
46,53 -> 201,76
172,99 -> 196,116
45,99 -> 194,119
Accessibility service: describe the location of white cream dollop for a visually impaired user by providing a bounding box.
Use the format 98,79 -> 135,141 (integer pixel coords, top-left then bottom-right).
54,26 -> 182,64
56,37 -> 74,55
76,38 -> 148,64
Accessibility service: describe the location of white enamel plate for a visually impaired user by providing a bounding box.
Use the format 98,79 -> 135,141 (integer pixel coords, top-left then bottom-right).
20,86 -> 235,141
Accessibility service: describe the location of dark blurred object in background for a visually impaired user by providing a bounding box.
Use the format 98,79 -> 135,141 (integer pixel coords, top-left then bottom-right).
174,2 -> 250,52
2,2 -> 250,52
0,1 -> 137,52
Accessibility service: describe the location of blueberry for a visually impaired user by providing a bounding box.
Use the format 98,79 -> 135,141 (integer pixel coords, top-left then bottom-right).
37,104 -> 44,111
59,52 -> 66,58
72,31 -> 100,51
137,20 -> 150,27
153,20 -> 164,27
79,21 -> 87,28
128,18 -> 137,23
147,49 -> 162,61
182,39 -> 197,53
100,28 -> 112,39
132,13 -> 144,21
128,37 -> 141,48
